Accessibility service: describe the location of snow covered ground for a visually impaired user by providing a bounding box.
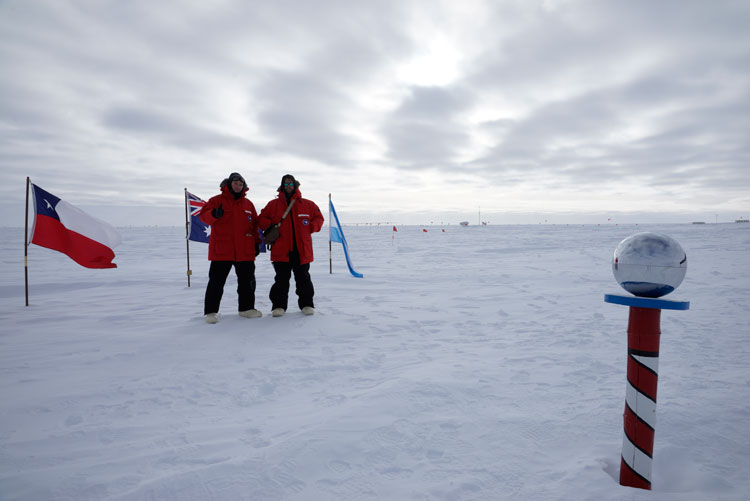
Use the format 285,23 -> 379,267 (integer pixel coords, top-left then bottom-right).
1,222 -> 748,500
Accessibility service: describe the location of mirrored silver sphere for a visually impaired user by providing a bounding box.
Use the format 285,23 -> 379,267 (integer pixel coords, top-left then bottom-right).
612,232 -> 687,297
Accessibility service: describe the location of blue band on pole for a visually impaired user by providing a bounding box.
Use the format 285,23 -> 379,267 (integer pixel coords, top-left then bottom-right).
604,293 -> 689,310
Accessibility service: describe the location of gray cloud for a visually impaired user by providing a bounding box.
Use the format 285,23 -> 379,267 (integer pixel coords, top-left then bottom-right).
474,83 -> 749,193
467,3 -> 750,197
382,86 -> 475,168
248,2 -> 412,167
252,71 -> 359,165
102,107 -> 264,152
0,0 -> 748,224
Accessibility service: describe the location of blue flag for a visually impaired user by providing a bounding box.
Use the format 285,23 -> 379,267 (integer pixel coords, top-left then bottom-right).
329,198 -> 363,278
186,191 -> 210,243
330,226 -> 343,243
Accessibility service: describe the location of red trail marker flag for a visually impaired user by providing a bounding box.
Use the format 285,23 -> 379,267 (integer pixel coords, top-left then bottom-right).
29,183 -> 121,268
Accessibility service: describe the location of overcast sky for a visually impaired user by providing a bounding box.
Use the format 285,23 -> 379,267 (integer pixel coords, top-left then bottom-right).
1,0 -> 748,226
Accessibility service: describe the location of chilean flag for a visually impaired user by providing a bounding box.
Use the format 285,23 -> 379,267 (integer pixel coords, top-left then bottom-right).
30,183 -> 121,268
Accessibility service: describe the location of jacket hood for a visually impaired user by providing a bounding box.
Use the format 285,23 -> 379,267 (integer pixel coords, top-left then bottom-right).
220,172 -> 247,193
277,174 -> 300,192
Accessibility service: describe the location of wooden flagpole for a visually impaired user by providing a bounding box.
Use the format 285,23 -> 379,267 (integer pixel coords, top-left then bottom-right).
329,193 -> 332,274
184,188 -> 191,287
24,177 -> 30,306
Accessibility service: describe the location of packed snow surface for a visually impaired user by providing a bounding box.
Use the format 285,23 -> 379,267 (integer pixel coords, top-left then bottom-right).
1,223 -> 748,500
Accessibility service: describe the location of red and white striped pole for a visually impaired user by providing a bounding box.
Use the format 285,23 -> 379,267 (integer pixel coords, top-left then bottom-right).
622,305 -> 660,489
604,294 -> 689,490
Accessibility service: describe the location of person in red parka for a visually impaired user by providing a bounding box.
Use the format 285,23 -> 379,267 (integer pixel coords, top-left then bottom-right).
258,174 -> 324,317
199,172 -> 263,324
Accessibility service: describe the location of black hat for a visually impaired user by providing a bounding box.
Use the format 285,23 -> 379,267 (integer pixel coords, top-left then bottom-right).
278,174 -> 300,191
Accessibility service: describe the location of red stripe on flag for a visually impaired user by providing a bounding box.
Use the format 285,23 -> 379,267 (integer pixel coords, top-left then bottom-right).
32,215 -> 117,269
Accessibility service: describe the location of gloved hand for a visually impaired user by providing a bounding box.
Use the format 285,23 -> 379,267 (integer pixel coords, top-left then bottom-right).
254,243 -> 260,257
212,204 -> 224,219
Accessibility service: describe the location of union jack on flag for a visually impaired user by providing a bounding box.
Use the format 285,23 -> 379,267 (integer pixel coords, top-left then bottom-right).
186,190 -> 211,243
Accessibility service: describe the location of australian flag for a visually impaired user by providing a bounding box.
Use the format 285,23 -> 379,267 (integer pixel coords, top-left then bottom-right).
186,191 -> 210,243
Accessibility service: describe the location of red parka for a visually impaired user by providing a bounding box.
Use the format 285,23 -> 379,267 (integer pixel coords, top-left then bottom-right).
199,185 -> 262,262
258,189 -> 324,264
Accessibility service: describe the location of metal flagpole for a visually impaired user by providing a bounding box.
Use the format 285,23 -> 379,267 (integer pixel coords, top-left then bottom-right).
329,193 -> 332,274
184,188 -> 191,287
24,177 -> 30,306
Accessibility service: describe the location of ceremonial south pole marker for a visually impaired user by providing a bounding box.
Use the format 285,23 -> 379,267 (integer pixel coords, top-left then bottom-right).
604,232 -> 689,490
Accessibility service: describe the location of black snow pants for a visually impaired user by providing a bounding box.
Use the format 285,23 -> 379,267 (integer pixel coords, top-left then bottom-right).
269,252 -> 314,311
204,261 -> 256,315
